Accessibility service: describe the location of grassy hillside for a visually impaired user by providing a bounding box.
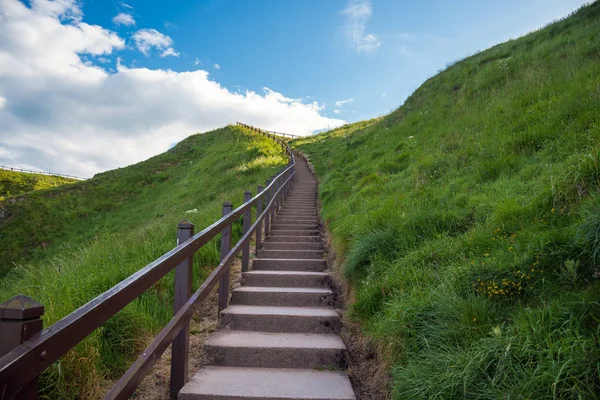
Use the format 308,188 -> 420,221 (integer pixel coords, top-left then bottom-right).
293,4 -> 600,399
0,169 -> 77,199
0,126 -> 286,398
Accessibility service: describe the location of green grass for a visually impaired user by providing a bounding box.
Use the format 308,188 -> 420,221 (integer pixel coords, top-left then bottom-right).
0,125 -> 287,398
0,169 -> 77,199
293,3 -> 600,399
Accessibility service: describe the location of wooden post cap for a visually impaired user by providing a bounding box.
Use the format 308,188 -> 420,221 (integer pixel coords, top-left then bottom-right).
178,220 -> 194,230
0,295 -> 44,320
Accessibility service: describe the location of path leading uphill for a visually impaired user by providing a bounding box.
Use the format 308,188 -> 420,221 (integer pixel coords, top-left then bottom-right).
179,157 -> 356,399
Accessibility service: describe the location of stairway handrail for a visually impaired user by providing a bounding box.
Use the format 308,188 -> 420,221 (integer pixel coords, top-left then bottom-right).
0,124 -> 296,400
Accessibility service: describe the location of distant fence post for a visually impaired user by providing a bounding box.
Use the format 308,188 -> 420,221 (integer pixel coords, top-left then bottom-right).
0,294 -> 44,399
242,191 -> 252,273
170,220 -> 194,399
218,202 -> 233,313
256,186 -> 263,250
264,179 -> 271,236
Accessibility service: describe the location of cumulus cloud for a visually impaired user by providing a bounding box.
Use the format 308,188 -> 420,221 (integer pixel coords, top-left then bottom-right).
160,47 -> 180,58
132,28 -> 177,57
0,146 -> 10,158
112,12 -> 135,26
335,98 -> 354,107
342,0 -> 381,54
0,0 -> 344,177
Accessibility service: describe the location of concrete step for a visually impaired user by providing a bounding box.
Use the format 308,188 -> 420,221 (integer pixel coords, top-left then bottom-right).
280,209 -> 318,214
277,213 -> 318,217
274,219 -> 320,225
205,331 -> 346,369
275,216 -> 319,221
243,270 -> 329,287
258,249 -> 324,259
270,224 -> 319,232
220,305 -> 340,333
262,242 -> 324,251
231,286 -> 333,307
253,258 -> 326,271
279,210 -> 318,215
269,229 -> 320,236
179,366 -> 355,400
263,235 -> 321,243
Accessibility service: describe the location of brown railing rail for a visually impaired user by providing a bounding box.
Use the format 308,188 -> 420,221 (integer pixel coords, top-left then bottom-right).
236,122 -> 301,140
0,165 -> 86,181
0,124 -> 296,399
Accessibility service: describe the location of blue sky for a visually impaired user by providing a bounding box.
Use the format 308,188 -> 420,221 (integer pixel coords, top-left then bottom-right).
0,0 -> 590,176
84,0 -> 588,122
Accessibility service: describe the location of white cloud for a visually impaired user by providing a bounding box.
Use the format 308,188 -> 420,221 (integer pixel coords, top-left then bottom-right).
0,96 -> 5,109
335,98 -> 354,107
120,2 -> 133,10
381,93 -> 387,98
333,109 -> 341,114
160,47 -> 180,58
194,57 -> 201,66
0,146 -> 10,158
214,63 -> 220,69
342,0 -> 381,54
132,28 -> 176,57
32,0 -> 83,22
113,12 -> 135,26
0,0 -> 344,177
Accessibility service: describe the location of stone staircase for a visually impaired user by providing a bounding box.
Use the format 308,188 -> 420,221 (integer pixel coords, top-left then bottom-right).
179,158 -> 356,400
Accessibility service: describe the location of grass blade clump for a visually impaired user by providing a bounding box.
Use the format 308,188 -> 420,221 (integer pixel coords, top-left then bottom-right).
293,3 -> 600,397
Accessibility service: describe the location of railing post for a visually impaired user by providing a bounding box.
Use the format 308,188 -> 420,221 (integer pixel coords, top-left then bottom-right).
277,176 -> 283,212
170,220 -> 194,399
274,176 -> 279,215
264,179 -> 271,236
242,191 -> 252,273
218,202 -> 233,313
0,295 -> 44,399
256,186 -> 263,250
270,175 -> 276,223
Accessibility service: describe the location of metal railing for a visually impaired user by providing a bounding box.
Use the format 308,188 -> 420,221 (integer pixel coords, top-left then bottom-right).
0,165 -> 86,181
0,124 -> 296,399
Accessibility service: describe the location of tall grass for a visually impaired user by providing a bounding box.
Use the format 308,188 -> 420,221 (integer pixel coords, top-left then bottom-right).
0,170 -> 76,199
293,3 -> 600,398
0,126 -> 287,398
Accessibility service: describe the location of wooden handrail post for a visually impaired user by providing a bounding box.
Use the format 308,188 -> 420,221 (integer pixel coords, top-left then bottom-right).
170,220 -> 194,399
278,175 -> 283,211
218,202 -> 233,313
242,191 -> 252,273
256,186 -> 263,250
264,179 -> 271,236
0,295 -> 44,399
269,175 -> 276,225
273,176 -> 279,216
